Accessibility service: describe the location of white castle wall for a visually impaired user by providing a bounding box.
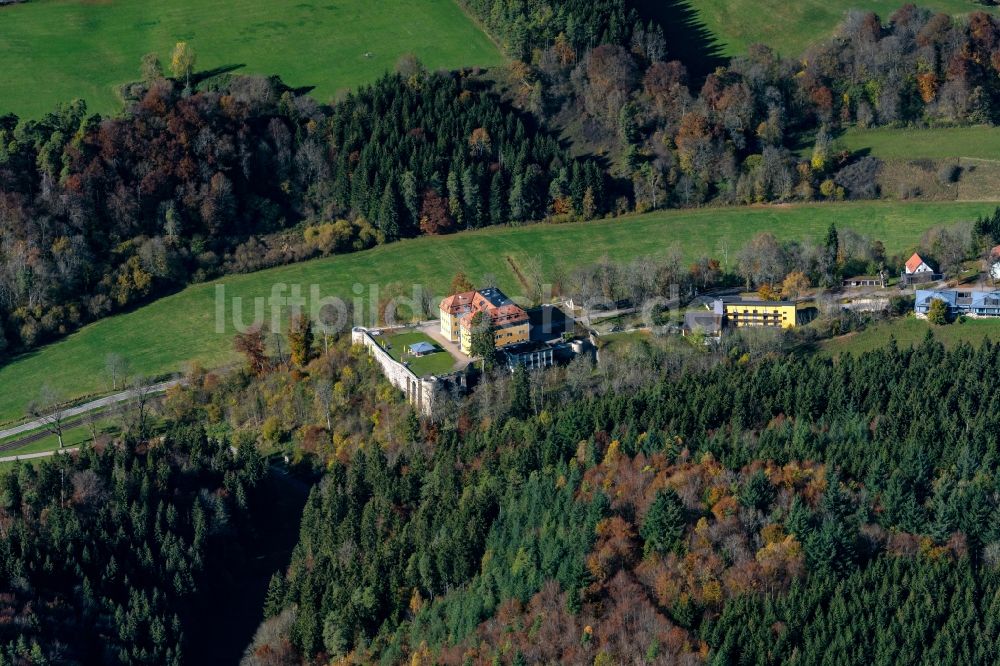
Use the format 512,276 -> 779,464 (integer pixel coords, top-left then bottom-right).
351,327 -> 437,416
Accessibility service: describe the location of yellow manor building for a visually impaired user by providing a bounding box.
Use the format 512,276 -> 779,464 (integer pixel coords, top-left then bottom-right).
714,298 -> 800,329
440,287 -> 530,355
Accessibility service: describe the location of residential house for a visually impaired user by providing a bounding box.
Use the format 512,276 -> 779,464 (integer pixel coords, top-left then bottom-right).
915,289 -> 1000,318
901,252 -> 941,286
439,287 -> 530,355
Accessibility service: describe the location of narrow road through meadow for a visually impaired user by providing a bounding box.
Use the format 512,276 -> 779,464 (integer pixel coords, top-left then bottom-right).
0,379 -> 180,441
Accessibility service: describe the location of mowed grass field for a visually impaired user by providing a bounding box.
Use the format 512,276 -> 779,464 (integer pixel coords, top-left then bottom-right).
0,0 -> 502,118
840,126 -> 1000,160
821,317 -> 1000,356
382,331 -> 456,377
0,200 -> 996,421
688,0 -> 998,56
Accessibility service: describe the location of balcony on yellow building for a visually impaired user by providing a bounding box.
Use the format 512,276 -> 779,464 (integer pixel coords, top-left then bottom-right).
715,298 -> 800,329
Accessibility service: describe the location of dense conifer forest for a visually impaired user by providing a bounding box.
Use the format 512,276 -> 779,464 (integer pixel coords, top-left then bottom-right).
7,309 -> 1000,663
212,333 -> 1000,663
0,422 -> 266,664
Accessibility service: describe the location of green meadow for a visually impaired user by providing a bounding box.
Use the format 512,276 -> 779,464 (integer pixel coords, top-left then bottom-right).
0,200 -> 995,421
688,0 -> 998,56
821,316 -> 1000,357
838,126 -> 1000,160
0,0 -> 502,118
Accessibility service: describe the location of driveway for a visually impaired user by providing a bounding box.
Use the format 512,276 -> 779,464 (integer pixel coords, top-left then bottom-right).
416,322 -> 469,372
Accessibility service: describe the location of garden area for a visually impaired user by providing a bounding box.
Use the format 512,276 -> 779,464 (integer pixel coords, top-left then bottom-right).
380,331 -> 458,377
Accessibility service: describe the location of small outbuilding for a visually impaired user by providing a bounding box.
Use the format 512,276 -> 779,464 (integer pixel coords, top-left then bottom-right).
408,341 -> 437,356
842,273 -> 886,288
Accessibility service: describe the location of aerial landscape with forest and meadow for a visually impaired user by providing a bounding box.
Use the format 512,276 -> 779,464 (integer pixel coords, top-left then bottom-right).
7,0 -> 1000,663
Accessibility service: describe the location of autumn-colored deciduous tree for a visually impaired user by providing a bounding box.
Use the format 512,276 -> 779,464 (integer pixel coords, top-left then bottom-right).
781,270 -> 811,299
418,190 -> 453,235
170,41 -> 197,88
916,71 -> 938,103
235,326 -> 270,375
288,314 -> 315,368
582,45 -> 637,127
587,516 -> 639,582
450,271 -> 474,294
468,127 -> 492,156
757,283 -> 781,301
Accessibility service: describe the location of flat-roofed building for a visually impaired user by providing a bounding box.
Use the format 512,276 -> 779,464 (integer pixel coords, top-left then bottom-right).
843,274 -> 886,288
714,298 -> 800,329
503,341 -> 555,371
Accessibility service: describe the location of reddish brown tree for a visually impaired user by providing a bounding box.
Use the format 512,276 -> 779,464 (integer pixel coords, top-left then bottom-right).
235,326 -> 270,376
418,189 -> 453,235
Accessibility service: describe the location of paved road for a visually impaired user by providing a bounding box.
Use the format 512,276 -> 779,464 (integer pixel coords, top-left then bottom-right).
0,379 -> 180,442
0,446 -> 80,464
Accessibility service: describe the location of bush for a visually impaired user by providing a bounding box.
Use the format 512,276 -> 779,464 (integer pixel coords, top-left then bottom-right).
937,163 -> 961,185
888,295 -> 915,317
927,298 -> 950,325
834,157 -> 882,200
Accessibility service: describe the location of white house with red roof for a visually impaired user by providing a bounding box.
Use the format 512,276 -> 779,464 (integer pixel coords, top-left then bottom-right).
901,252 -> 940,286
905,252 -> 934,275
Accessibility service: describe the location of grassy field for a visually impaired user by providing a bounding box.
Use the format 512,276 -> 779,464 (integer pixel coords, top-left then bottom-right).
839,126 -> 1000,160
0,0 -> 502,119
381,331 -> 456,377
820,316 -> 1000,356
688,0 -> 997,56
0,200 -> 996,421
0,419 -> 113,458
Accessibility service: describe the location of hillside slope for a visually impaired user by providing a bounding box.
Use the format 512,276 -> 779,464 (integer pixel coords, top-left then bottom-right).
685,0 -> 999,55
0,199 -> 995,421
0,0 -> 502,117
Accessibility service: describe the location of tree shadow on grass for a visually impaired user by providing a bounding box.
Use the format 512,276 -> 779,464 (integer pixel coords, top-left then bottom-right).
192,63 -> 247,85
630,0 -> 728,87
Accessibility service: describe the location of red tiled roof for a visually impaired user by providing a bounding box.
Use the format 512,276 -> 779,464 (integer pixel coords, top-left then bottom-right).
442,287 -> 528,330
440,291 -> 477,315
905,253 -> 926,274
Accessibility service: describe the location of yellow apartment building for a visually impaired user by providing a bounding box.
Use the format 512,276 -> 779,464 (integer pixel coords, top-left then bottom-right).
717,299 -> 799,328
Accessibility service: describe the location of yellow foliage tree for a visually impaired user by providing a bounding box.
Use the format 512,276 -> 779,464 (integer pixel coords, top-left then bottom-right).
781,270 -> 811,299
757,283 -> 781,301
170,42 -> 197,88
